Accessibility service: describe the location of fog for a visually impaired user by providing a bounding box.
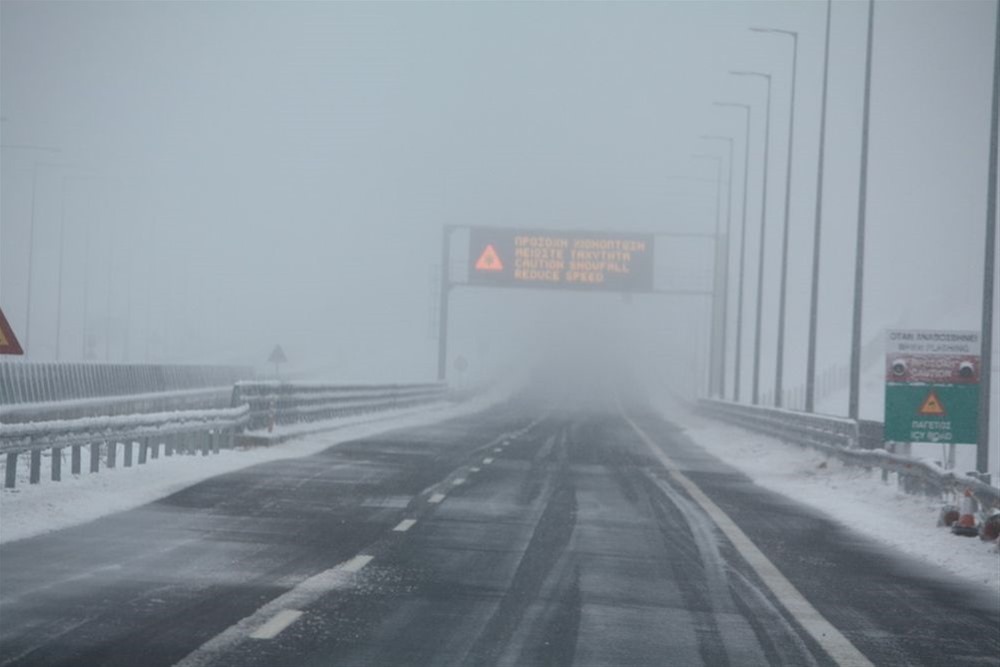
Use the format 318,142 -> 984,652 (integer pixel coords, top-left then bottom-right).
1,1 -> 996,410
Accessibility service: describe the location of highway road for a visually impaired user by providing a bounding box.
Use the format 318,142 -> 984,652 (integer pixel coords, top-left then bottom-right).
1,398 -> 998,667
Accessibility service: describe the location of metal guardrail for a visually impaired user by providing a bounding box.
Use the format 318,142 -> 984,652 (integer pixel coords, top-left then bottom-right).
0,387 -> 235,424
697,398 -> 999,508
232,381 -> 449,432
0,379 -> 453,489
0,361 -> 253,405
1,406 -> 249,489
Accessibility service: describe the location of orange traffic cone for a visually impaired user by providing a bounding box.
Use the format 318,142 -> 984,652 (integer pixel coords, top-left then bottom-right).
981,512 -> 1000,542
951,489 -> 979,537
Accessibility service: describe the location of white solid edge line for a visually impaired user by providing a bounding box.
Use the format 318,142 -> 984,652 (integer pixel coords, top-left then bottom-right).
174,551 -> 376,665
624,414 -> 874,667
429,493 -> 446,504
393,519 -> 417,532
249,609 -> 303,640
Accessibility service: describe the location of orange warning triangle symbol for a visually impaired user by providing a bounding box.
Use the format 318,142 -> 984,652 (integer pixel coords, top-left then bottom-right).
475,244 -> 504,272
918,391 -> 946,416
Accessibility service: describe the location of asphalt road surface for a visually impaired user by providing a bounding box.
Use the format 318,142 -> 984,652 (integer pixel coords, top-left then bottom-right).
2,399 -> 998,666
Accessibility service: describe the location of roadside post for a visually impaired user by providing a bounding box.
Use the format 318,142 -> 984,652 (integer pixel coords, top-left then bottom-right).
454,354 -> 468,391
267,345 -> 287,431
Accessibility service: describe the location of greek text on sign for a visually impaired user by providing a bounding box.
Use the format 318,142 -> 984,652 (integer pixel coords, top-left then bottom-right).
468,227 -> 655,293
886,330 -> 980,356
885,355 -> 979,384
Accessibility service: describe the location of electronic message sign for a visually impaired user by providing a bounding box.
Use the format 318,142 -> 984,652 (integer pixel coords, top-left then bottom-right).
468,227 -> 655,293
884,329 -> 980,444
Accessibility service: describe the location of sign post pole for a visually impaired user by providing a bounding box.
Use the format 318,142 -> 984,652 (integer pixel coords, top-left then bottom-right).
437,225 -> 454,382
977,3 -> 999,476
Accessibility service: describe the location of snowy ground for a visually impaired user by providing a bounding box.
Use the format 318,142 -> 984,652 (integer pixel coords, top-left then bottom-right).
0,392 -> 506,545
660,399 -> 1000,596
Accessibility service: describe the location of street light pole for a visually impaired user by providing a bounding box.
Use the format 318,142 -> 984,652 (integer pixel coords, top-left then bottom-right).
1,144 -> 60,356
751,28 -> 799,408
23,163 -> 41,357
807,0 -> 834,413
55,177 -> 67,360
714,102 -> 752,402
701,135 -> 735,399
694,153 -> 724,397
849,0 -> 876,421
731,70 -> 773,405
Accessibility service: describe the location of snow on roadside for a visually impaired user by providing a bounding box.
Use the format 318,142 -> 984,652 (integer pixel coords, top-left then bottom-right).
0,393 -> 505,545
659,400 -> 999,595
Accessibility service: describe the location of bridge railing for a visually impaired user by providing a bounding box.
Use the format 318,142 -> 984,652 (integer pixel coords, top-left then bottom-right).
1,405 -> 250,488
0,379 -> 455,487
0,361 -> 254,406
1,387 -> 236,424
697,398 -> 999,508
233,381 -> 449,432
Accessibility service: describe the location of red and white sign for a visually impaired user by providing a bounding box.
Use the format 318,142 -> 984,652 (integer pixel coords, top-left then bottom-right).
0,307 -> 23,355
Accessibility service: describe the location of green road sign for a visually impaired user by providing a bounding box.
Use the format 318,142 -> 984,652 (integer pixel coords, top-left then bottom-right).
884,383 -> 979,444
884,329 -> 981,445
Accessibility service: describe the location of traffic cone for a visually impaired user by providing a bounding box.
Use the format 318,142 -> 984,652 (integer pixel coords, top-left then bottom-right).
950,489 -> 979,537
980,511 -> 1000,542
937,504 -> 959,527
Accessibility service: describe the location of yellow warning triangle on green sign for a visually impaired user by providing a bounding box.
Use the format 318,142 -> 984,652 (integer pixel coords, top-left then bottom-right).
918,391 -> 945,416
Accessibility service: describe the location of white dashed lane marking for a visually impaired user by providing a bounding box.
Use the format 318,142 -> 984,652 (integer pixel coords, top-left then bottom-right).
176,551 -> 376,663
250,610 -> 303,640
340,555 -> 374,573
483,457 -> 494,464
452,478 -> 466,486
393,519 -> 417,532
429,493 -> 446,504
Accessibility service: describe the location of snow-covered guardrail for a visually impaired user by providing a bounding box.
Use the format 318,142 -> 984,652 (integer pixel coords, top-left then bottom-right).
0,387 -> 236,424
232,381 -> 448,432
697,398 -> 999,508
1,405 -> 249,489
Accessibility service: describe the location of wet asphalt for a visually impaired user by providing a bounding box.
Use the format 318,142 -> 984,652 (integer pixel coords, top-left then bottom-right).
1,400 -> 997,667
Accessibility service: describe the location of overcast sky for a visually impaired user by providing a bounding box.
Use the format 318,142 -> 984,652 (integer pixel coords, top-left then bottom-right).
1,1 -> 996,412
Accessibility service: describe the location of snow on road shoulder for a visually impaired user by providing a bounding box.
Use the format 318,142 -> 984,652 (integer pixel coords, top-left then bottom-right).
0,393 -> 504,546
658,400 -> 999,595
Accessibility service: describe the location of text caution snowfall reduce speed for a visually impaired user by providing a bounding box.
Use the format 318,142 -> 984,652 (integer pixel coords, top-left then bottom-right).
884,329 -> 981,445
468,227 -> 655,293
